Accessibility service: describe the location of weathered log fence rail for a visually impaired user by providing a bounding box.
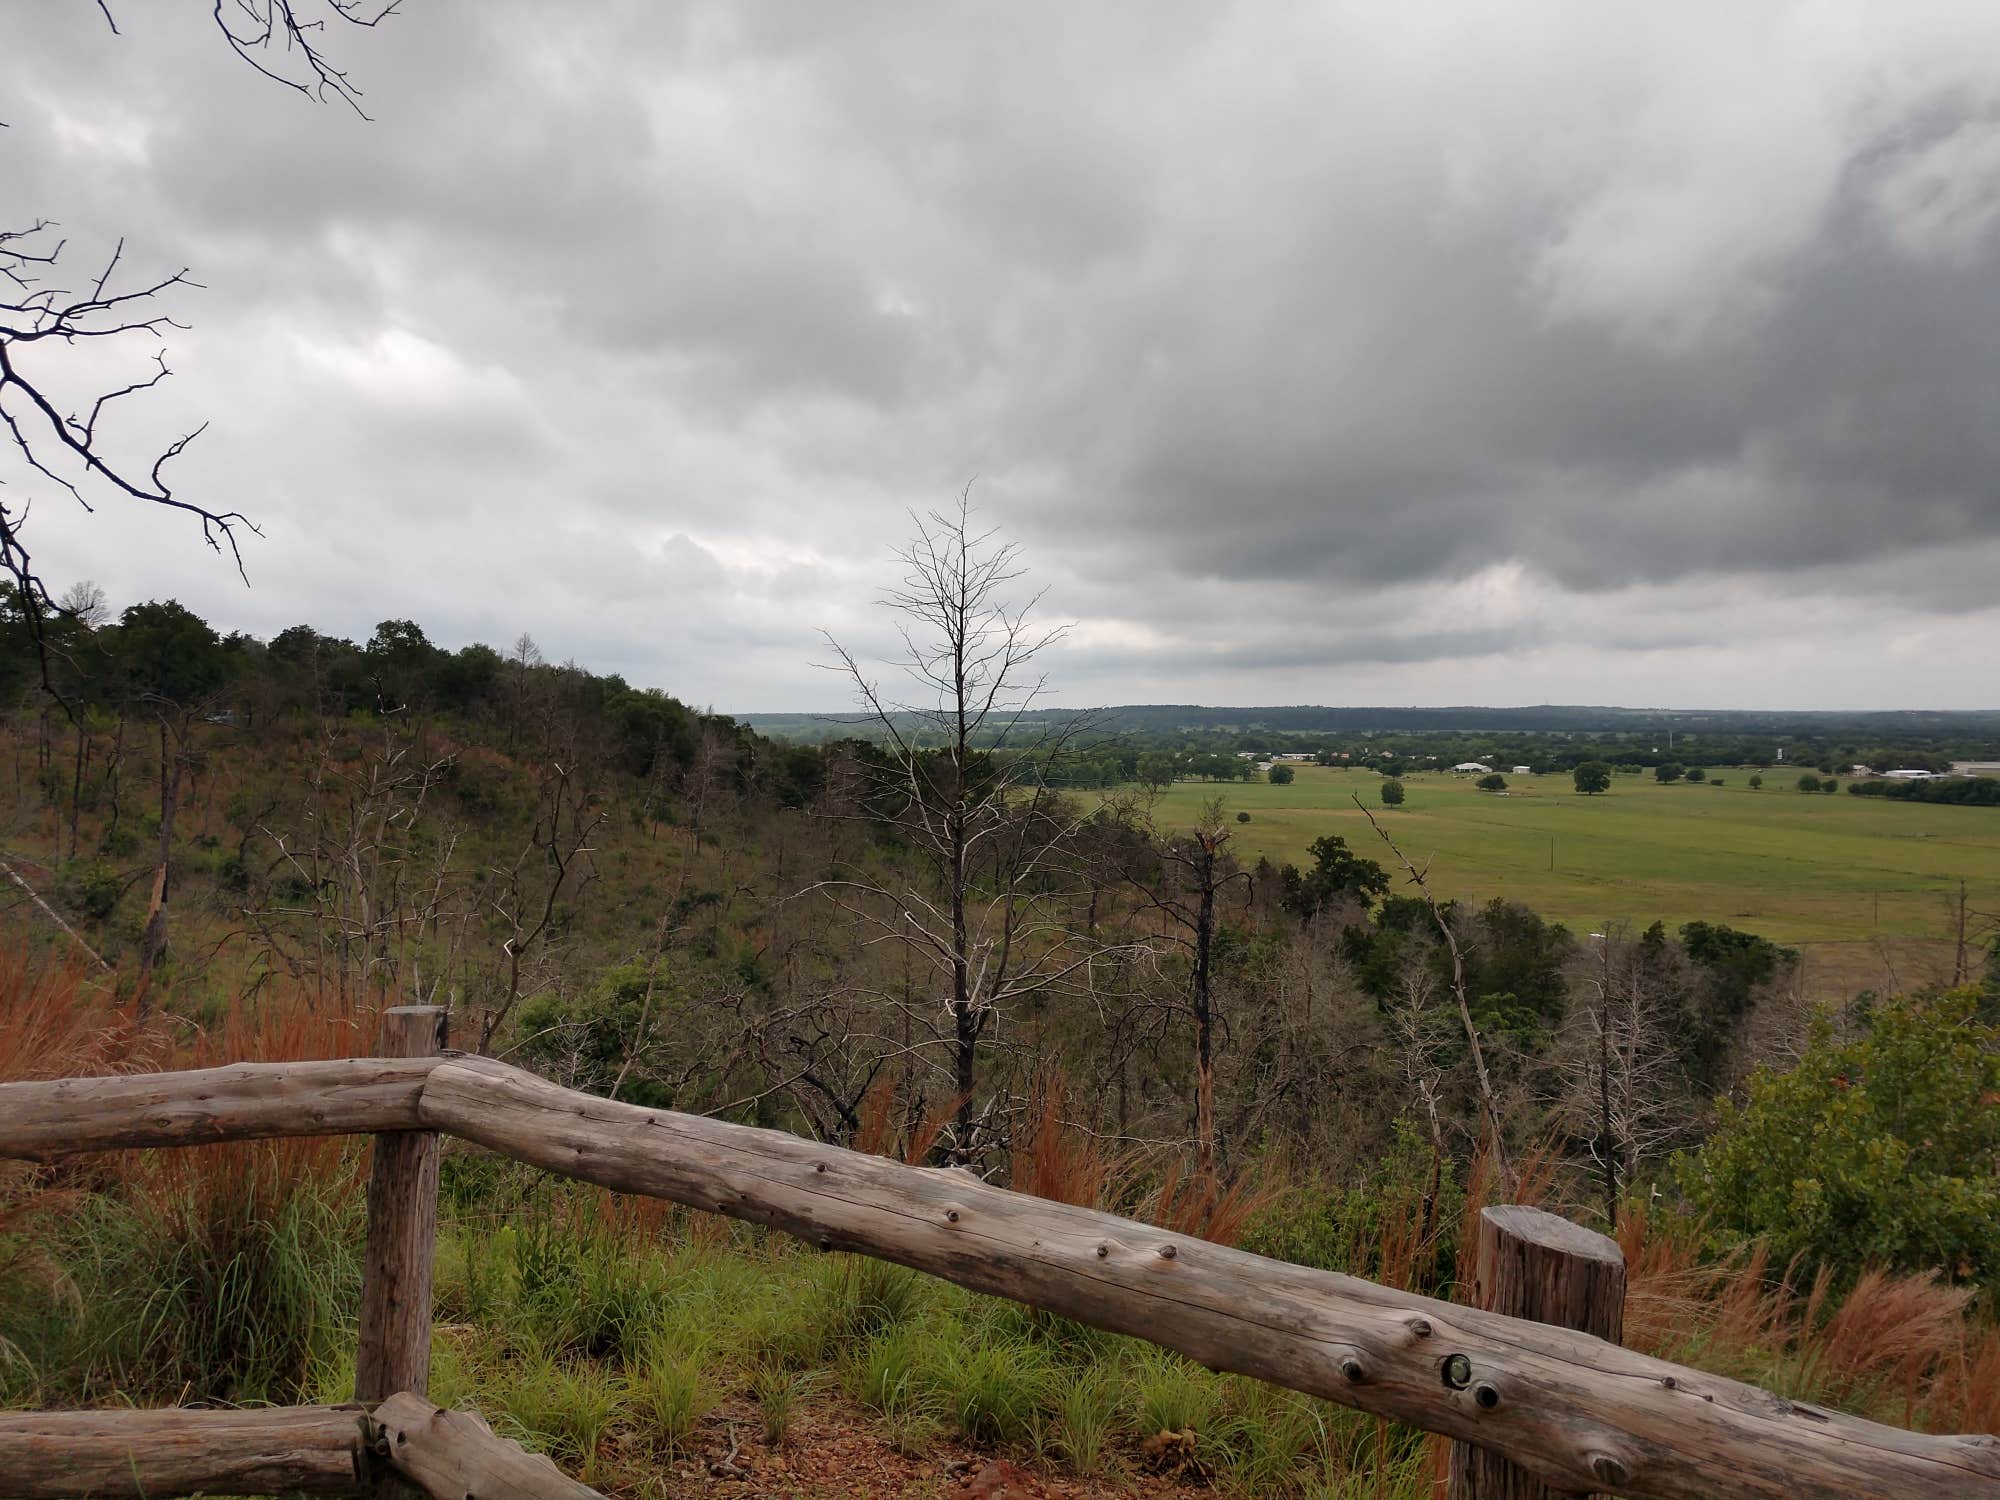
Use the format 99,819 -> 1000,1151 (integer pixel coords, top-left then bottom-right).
1,1006 -> 1995,1500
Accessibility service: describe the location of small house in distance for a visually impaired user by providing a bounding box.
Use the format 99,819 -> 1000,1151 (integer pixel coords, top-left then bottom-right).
1511,765 -> 1532,775
1453,761 -> 1493,774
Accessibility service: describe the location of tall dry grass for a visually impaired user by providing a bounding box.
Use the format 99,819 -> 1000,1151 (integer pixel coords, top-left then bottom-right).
0,954 -> 377,1406
1618,1200 -> 1999,1435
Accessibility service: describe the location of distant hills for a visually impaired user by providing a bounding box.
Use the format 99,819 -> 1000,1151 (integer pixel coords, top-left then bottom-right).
737,704 -> 2000,743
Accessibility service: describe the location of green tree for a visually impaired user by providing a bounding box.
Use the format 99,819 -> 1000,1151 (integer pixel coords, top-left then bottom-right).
1679,991 -> 2000,1283
1655,762 -> 1685,783
1797,773 -> 1823,793
1136,752 -> 1176,792
1572,761 -> 1612,795
1748,774 -> 1763,790
1476,772 -> 1507,792
1280,834 -> 1389,918
1267,763 -> 1295,785
1380,778 -> 1405,807
1685,765 -> 1706,783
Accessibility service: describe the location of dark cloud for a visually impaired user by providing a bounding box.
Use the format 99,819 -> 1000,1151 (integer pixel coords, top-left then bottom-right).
5,2 -> 1999,710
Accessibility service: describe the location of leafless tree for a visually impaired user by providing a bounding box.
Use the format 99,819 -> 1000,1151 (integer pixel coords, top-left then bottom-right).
245,717 -> 461,1004
814,495 -> 1107,1162
1352,796 -> 1516,1197
479,758 -> 603,1051
1130,797 -> 1251,1172
0,224 -> 249,686
4,4 -> 407,680
1547,925 -> 1691,1228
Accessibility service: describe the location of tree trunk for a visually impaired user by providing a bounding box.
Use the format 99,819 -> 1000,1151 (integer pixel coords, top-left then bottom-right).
135,716 -> 185,1007
1193,855 -> 1217,1174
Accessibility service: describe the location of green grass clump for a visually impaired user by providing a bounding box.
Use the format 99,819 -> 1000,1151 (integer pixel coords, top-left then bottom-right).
1053,1366 -> 1120,1474
917,1334 -> 1058,1447
496,1355 -> 624,1481
6,1151 -> 363,1407
631,1336 -> 719,1458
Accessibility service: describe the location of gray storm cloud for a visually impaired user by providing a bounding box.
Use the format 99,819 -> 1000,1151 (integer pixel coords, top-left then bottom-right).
4,2 -> 1999,709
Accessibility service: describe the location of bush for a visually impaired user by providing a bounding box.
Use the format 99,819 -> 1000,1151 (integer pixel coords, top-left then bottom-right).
56,861 -> 121,921
1235,811 -> 1250,823
1267,764 -> 1294,785
1475,773 -> 1507,792
1380,779 -> 1405,807
1679,991 -> 2000,1285
1685,766 -> 1707,783
1797,773 -> 1823,793
1655,762 -> 1685,783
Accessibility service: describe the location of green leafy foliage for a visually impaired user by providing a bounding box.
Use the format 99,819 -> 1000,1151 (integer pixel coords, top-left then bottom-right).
1572,760 -> 1612,794
1680,991 -> 2000,1285
1279,834 -> 1389,918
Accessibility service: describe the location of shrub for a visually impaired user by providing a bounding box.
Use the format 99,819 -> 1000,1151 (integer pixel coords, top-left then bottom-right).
1267,764 -> 1295,785
1655,762 -> 1684,783
1235,810 -> 1251,822
56,861 -> 120,921
1380,779 -> 1405,807
1475,773 -> 1507,792
1679,991 -> 2000,1285
1797,773 -> 1823,793
1685,766 -> 1707,783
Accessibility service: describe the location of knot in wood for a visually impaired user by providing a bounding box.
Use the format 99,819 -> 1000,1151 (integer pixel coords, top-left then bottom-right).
945,1207 -> 960,1223
1095,1242 -> 1110,1258
1472,1382 -> 1500,1411
1404,1315 -> 1432,1339
1157,1243 -> 1177,1260
1589,1452 -> 1630,1487
1340,1356 -> 1365,1384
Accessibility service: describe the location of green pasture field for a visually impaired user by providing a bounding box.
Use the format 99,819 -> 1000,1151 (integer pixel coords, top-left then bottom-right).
1117,765 -> 2000,950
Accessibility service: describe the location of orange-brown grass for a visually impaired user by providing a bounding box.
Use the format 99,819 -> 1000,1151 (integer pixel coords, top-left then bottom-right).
1617,1201 -> 1996,1434
1011,1071 -> 1125,1209
0,953 -> 376,1404
0,951 -> 151,1083
1144,1156 -> 1281,1249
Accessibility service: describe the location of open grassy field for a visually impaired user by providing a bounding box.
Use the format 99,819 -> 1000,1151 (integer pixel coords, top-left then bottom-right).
1124,766 -> 2000,961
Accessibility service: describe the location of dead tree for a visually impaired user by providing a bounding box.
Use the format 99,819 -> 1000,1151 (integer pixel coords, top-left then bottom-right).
0,224 -> 248,692
4,5 -> 407,684
1131,797 -> 1251,1173
479,759 -> 603,1052
816,495 -> 1107,1162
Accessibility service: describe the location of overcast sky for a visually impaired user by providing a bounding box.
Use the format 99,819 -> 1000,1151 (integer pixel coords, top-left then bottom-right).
7,3 -> 2000,711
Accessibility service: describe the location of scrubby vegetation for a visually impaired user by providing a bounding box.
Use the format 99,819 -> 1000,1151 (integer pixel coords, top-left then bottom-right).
2,956 -> 1998,1495
4,545 -> 2000,1493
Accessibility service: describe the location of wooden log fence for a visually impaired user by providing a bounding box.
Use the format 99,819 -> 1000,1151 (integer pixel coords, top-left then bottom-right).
0,1015 -> 1994,1500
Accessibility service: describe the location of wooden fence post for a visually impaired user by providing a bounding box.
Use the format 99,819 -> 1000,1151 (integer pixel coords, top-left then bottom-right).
1449,1205 -> 1627,1500
354,1006 -> 447,1404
